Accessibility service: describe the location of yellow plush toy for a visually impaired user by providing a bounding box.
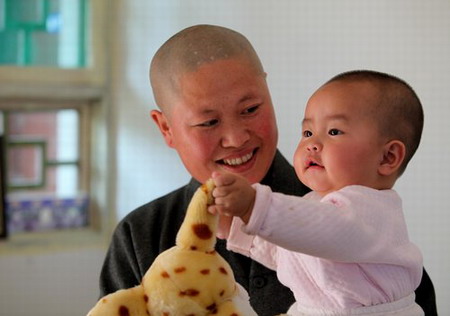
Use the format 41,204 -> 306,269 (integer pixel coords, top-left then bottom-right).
86,179 -> 257,316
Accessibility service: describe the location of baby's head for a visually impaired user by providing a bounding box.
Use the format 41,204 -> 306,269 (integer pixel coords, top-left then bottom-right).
295,70 -> 423,195
327,70 -> 424,175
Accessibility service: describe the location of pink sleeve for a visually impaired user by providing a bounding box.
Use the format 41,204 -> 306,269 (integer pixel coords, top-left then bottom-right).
226,217 -> 279,270
241,184 -> 422,269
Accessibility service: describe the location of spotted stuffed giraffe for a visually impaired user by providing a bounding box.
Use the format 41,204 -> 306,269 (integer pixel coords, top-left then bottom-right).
86,179 -> 257,316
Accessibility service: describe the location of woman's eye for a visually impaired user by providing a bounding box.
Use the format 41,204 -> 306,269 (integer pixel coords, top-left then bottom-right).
303,130 -> 312,137
329,128 -> 342,136
197,119 -> 218,127
242,105 -> 259,114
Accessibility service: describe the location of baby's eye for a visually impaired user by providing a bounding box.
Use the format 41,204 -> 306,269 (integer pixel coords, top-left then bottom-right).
197,119 -> 219,127
303,130 -> 312,137
328,128 -> 342,136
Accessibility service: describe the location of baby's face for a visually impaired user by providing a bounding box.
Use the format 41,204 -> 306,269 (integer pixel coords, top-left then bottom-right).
294,81 -> 387,196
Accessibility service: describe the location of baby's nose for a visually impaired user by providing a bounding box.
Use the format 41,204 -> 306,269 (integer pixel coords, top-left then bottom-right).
307,142 -> 321,152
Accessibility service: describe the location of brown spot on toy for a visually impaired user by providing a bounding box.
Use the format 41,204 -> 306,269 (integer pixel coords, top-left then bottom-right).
144,294 -> 149,302
118,305 -> 130,316
206,250 -> 216,255
161,271 -> 170,278
190,246 -> 198,250
200,269 -> 210,275
174,267 -> 186,273
231,314 -> 239,316
180,289 -> 200,297
219,290 -> 225,297
163,313 -> 170,316
192,223 -> 213,240
186,289 -> 200,297
219,267 -> 228,275
102,298 -> 107,303
206,303 -> 217,313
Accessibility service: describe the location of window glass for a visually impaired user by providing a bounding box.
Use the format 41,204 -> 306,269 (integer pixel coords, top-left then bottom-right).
0,0 -> 102,238
0,0 -> 87,68
2,109 -> 88,233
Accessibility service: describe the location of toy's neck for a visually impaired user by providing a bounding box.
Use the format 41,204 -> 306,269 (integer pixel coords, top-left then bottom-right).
175,179 -> 217,252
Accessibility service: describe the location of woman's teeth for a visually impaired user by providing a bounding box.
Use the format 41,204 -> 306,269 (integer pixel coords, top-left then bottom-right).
223,152 -> 253,166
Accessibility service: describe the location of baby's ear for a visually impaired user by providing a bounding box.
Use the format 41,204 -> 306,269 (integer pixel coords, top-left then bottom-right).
378,140 -> 406,176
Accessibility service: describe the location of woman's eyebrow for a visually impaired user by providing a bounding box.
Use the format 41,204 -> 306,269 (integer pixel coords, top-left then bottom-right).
238,93 -> 257,104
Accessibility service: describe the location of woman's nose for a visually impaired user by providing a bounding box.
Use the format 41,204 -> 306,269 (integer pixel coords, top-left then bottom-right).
221,123 -> 250,148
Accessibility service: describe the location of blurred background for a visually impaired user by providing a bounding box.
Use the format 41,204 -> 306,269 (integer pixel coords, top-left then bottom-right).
0,1 -> 449,315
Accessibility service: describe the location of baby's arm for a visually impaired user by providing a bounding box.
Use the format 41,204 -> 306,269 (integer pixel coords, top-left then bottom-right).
208,172 -> 256,224
208,175 -> 280,270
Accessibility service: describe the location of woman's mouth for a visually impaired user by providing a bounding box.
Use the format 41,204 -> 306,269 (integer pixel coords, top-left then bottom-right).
218,150 -> 256,166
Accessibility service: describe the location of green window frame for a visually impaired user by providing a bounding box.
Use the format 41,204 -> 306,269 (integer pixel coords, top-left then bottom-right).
0,0 -> 87,68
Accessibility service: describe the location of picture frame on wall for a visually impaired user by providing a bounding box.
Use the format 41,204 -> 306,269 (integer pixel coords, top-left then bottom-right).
0,135 -> 7,239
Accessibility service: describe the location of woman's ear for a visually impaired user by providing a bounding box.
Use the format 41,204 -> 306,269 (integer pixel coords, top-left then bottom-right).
378,140 -> 406,176
150,109 -> 174,148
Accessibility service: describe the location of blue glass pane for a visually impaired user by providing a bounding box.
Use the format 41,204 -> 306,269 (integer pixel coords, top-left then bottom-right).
0,31 -> 19,63
0,0 -> 87,68
7,194 -> 89,233
32,30 -> 59,66
9,0 -> 45,25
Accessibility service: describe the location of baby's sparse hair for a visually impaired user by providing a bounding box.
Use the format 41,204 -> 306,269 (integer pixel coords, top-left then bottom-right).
150,24 -> 264,111
327,70 -> 424,175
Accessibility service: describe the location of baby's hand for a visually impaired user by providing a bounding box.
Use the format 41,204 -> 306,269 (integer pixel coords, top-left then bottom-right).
208,172 -> 255,224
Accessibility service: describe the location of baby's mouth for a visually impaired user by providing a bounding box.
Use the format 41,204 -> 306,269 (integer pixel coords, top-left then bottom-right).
219,150 -> 255,166
306,158 -> 323,169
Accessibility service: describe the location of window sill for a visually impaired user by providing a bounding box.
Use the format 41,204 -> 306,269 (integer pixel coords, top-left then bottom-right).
0,228 -> 108,256
0,82 -> 104,101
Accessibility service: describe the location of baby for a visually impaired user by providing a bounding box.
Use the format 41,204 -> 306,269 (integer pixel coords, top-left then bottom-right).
209,70 -> 425,315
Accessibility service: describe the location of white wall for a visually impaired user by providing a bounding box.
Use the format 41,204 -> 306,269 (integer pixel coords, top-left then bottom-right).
113,1 -> 450,314
0,248 -> 105,316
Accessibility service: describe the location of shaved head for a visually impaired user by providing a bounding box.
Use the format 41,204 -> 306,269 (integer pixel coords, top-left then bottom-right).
150,24 -> 265,111
326,70 -> 424,175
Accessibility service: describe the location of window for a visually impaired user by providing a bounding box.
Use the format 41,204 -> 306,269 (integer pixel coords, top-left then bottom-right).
0,0 -> 108,242
1,107 -> 89,233
0,0 -> 87,68
0,135 -> 6,239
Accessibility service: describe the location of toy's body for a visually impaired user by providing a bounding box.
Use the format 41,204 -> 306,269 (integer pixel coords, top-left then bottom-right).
87,180 -> 257,316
